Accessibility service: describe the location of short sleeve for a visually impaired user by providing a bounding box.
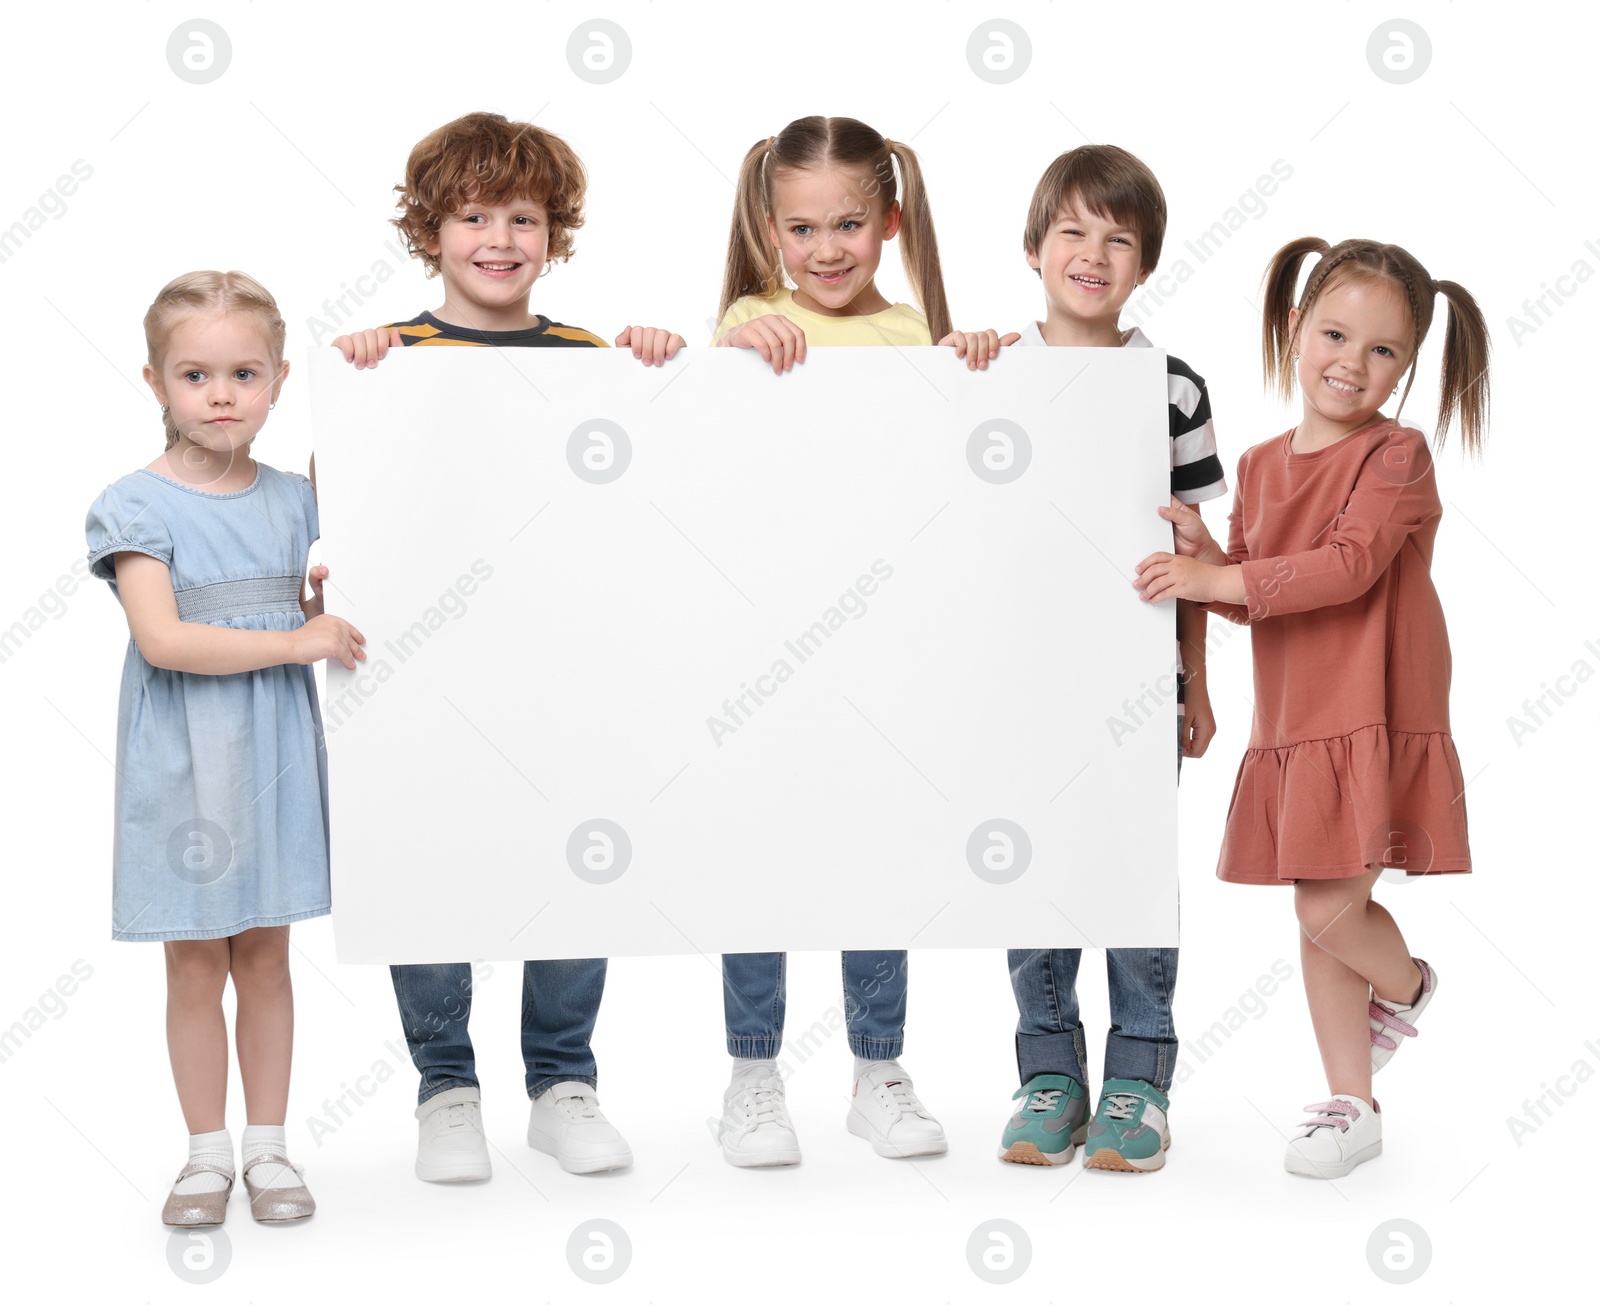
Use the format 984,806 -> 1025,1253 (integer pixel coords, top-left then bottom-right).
712,294 -> 774,345
1166,358 -> 1227,505
292,471 -> 320,545
85,480 -> 172,586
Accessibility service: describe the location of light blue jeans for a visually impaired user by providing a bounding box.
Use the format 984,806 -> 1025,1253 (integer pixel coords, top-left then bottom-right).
722,951 -> 908,1060
390,959 -> 607,1105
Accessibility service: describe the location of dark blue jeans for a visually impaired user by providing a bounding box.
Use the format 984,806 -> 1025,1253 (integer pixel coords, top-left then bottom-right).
722,951 -> 907,1060
390,959 -> 607,1105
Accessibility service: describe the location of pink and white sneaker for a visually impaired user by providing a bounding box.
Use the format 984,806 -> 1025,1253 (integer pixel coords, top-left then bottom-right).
1370,958 -> 1436,1073
1284,1094 -> 1382,1179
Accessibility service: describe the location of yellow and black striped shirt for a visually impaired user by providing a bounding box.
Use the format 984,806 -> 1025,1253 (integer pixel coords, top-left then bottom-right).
385,310 -> 607,348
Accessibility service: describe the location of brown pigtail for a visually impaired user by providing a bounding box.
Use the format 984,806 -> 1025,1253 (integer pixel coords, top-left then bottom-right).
1433,279 -> 1491,456
1261,236 -> 1331,402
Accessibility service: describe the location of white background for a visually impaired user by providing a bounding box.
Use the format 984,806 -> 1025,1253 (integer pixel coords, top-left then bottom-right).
311,346 -> 1177,960
0,2 -> 1593,1301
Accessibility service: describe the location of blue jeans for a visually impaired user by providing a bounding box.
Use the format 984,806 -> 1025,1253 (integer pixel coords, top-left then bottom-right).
1007,947 -> 1179,1091
390,960 -> 607,1105
722,951 -> 907,1060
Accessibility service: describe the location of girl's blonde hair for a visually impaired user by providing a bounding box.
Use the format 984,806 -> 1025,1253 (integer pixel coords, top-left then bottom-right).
1262,237 -> 1490,454
718,116 -> 951,342
144,270 -> 287,450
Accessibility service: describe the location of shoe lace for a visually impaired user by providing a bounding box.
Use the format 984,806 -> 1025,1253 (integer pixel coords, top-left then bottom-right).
879,1078 -> 928,1117
1297,1099 -> 1360,1134
1368,999 -> 1418,1051
1023,1089 -> 1064,1113
734,1077 -> 792,1132
1101,1093 -> 1141,1122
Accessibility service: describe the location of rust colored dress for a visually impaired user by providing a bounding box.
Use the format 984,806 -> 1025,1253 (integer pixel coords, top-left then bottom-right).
1204,419 -> 1471,883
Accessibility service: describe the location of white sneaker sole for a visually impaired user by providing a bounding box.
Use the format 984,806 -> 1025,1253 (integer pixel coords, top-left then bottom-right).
415,1151 -> 491,1183
526,1132 -> 633,1174
1284,1139 -> 1381,1179
722,1140 -> 801,1168
847,1110 -> 948,1158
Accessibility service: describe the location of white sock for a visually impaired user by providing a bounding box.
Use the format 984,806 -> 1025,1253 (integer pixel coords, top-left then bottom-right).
731,1056 -> 777,1084
172,1128 -> 233,1195
242,1123 -> 296,1189
855,1056 -> 902,1079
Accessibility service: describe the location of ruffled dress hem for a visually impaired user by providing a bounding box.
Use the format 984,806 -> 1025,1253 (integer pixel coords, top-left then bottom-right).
1216,723 -> 1472,885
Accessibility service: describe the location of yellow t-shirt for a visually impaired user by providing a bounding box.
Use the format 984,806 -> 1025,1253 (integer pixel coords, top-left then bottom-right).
712,286 -> 931,347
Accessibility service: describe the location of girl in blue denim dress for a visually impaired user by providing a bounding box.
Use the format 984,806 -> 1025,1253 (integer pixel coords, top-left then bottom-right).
85,272 -> 365,1228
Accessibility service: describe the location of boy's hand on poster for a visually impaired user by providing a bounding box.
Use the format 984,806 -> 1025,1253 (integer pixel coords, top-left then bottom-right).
293,613 -> 367,670
615,325 -> 686,366
1134,552 -> 1225,604
333,327 -> 404,368
1181,681 -> 1216,757
1158,497 -> 1222,561
717,314 -> 807,372
940,328 -> 1021,370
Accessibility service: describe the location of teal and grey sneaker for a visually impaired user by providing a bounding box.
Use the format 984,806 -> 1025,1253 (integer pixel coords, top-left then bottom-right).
997,1073 -> 1089,1166
1083,1079 -> 1171,1172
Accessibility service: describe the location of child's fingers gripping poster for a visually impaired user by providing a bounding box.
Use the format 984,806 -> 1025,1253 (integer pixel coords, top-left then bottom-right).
309,346 -> 1177,961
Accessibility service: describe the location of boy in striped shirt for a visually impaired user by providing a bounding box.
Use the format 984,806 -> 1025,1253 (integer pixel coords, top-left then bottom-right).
997,145 -> 1226,1174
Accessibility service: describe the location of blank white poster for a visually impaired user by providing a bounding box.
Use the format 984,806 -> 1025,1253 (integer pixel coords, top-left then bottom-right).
308,345 -> 1177,961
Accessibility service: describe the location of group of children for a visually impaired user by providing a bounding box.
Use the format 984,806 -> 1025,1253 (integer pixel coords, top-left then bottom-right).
84,111 -> 1489,1227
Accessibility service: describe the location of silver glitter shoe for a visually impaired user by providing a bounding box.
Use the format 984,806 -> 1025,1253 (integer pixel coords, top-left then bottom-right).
242,1152 -> 316,1222
161,1161 -> 234,1227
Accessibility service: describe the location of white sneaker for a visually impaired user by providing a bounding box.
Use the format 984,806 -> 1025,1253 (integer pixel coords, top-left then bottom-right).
415,1086 -> 491,1182
846,1062 -> 948,1158
719,1070 -> 801,1167
1370,958 -> 1437,1072
1284,1094 -> 1382,1178
526,1081 -> 633,1174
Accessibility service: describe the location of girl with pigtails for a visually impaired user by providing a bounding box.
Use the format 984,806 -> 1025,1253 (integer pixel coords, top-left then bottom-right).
1134,236 -> 1491,1177
712,116 -> 1011,1170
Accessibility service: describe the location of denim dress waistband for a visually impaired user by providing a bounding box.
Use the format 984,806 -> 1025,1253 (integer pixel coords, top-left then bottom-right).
174,575 -> 304,623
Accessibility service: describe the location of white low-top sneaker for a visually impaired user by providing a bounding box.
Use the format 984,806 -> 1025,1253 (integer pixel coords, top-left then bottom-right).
1370,958 -> 1437,1073
415,1086 -> 491,1182
847,1062 -> 948,1158
1284,1094 -> 1382,1179
719,1071 -> 801,1167
527,1082 -> 633,1174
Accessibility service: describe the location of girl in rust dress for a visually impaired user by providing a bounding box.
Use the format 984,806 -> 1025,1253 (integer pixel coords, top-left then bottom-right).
1133,237 -> 1490,1178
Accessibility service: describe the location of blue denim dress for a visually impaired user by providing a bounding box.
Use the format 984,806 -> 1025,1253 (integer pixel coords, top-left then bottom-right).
85,462 -> 331,941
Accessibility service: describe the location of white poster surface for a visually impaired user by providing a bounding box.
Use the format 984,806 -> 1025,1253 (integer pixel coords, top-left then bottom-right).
309,345 -> 1177,961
